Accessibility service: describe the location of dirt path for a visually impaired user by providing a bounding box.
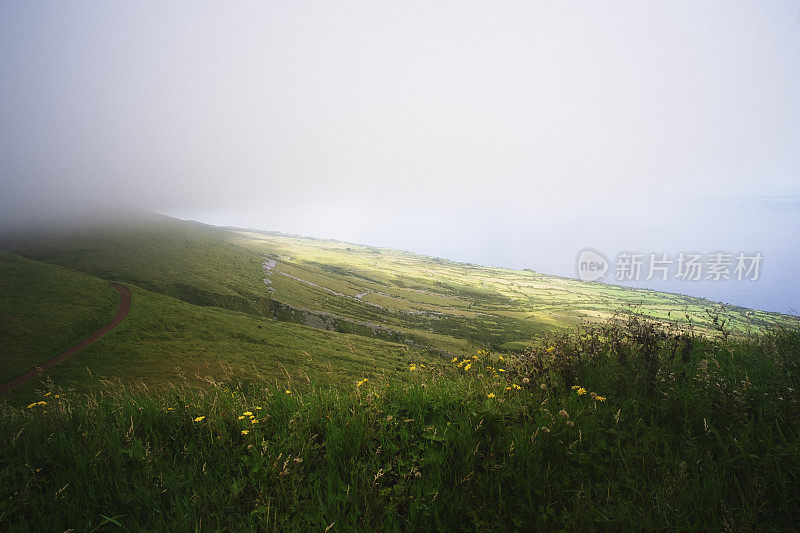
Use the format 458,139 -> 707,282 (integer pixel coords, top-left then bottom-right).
0,282 -> 131,395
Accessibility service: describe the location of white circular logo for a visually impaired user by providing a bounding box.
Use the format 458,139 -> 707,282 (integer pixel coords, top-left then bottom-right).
576,249 -> 608,282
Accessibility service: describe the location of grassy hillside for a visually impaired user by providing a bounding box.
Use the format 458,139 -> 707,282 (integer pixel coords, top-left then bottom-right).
0,251 -> 427,404
4,214 -> 797,361
2,319 -> 797,530
2,215 -> 798,530
0,251 -> 120,384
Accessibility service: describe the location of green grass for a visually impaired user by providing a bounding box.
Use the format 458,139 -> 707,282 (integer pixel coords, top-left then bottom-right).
2,321 -> 798,530
2,215 -> 799,529
0,251 -> 120,383
0,251 -> 430,405
6,213 -> 797,360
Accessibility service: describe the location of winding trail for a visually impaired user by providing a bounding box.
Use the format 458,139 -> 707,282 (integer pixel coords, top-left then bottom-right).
0,282 -> 131,395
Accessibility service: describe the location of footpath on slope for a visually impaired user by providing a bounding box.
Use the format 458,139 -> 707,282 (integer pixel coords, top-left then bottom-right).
0,283 -> 131,395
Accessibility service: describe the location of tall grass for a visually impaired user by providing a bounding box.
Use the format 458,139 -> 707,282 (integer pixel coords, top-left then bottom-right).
2,320 -> 798,531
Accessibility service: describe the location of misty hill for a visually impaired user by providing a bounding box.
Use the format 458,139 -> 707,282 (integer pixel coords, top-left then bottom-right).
2,212 -> 796,363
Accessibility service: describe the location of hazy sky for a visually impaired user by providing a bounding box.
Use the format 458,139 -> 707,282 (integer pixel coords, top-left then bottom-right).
1,2 -> 799,313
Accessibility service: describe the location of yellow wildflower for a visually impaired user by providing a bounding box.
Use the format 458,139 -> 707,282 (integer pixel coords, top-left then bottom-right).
487,393 -> 496,398
547,346 -> 555,353
498,356 -> 504,362
285,390 -> 292,394
241,430 -> 249,435
37,401 -> 47,406
498,368 -> 506,373
595,395 -> 607,402
464,363 -> 472,371
576,387 -> 587,395
571,385 -> 580,390
243,411 -> 253,416
251,419 -> 259,424
194,416 -> 205,422
27,403 -> 37,409
238,415 -> 246,420
473,355 -> 479,360
451,357 -> 458,363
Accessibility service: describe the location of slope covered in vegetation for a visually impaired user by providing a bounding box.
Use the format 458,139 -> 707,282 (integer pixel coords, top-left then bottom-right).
2,319 -> 798,530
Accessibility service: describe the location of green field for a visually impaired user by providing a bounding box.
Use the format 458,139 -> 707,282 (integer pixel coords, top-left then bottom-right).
2,316 -> 798,530
1,213 -> 798,530
4,213 -> 796,373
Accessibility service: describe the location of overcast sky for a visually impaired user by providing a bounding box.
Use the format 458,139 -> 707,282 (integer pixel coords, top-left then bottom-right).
1,2 -> 799,313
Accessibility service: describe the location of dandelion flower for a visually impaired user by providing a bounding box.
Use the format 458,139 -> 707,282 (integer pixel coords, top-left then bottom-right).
498,368 -> 506,373
505,386 -> 512,391
473,355 -> 479,360
595,395 -> 607,402
487,393 -> 496,398
451,357 -> 458,363
285,390 -> 292,394
464,363 -> 472,371
498,356 -> 504,362
243,411 -> 253,416
37,401 -> 47,406
194,416 -> 205,422
576,387 -> 587,395
571,385 -> 580,390
238,415 -> 246,420
251,419 -> 259,424
241,430 -> 249,435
